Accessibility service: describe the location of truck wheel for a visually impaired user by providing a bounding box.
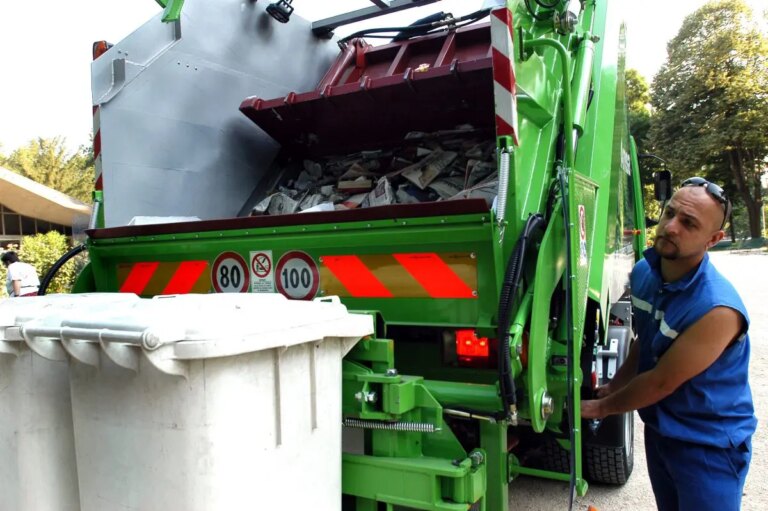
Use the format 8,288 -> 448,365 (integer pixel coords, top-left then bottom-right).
584,325 -> 634,485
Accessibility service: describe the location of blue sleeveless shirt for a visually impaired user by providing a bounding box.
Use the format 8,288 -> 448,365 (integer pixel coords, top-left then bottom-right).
631,248 -> 756,448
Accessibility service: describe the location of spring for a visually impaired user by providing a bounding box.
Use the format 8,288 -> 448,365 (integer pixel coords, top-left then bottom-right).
342,418 -> 438,433
496,149 -> 510,225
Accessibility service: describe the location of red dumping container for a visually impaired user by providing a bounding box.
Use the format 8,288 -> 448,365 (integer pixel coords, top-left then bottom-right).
240,22 -> 496,157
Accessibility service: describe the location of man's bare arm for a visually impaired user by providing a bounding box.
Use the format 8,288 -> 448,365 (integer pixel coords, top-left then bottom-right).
11,280 -> 21,297
582,306 -> 743,418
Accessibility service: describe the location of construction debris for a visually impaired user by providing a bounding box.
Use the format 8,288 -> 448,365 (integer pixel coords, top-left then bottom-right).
250,126 -> 499,216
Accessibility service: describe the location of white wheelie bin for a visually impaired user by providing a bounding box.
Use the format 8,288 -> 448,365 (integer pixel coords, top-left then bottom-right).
0,293 -> 138,511
14,293 -> 373,511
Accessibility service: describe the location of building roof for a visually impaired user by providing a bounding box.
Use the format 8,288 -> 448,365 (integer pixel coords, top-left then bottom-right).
0,166 -> 92,225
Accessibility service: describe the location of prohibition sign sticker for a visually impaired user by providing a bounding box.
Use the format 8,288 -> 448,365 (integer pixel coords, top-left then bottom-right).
251,252 -> 272,278
212,251 -> 250,293
250,250 -> 274,293
275,251 -> 319,300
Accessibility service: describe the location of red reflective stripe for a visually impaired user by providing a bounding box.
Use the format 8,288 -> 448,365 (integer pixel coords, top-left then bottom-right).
322,255 -> 393,298
162,261 -> 208,294
495,114 -> 515,137
491,48 -> 513,92
491,6 -> 512,28
95,173 -> 103,191
93,130 -> 101,159
393,253 -> 475,299
119,262 -> 159,294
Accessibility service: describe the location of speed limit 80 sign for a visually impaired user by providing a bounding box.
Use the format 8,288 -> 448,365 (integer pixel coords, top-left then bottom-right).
275,251 -> 319,300
212,251 -> 250,293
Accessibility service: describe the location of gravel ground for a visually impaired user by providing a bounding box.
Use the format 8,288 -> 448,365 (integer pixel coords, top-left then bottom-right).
509,250 -> 768,511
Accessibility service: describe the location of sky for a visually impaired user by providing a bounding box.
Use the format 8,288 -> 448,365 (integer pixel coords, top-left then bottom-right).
0,0 -> 764,155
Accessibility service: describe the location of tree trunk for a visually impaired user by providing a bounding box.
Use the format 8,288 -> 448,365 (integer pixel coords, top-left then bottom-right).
747,177 -> 763,239
728,150 -> 762,239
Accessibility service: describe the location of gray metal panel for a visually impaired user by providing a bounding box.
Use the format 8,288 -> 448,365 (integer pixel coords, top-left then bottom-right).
92,0 -> 339,227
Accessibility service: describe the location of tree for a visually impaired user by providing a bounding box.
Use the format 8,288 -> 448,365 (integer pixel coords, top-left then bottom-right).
650,0 -> 768,238
0,137 -> 94,204
625,68 -> 662,223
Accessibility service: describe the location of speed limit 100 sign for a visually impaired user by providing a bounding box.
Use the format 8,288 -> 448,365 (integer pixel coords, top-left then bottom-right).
212,251 -> 250,293
275,251 -> 319,300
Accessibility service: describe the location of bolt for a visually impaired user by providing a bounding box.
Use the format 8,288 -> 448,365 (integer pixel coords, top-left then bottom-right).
541,393 -> 554,420
469,451 -> 485,467
355,391 -> 377,403
385,368 -> 398,377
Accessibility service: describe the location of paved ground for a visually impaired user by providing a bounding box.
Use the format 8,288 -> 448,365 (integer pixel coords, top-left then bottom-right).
509,250 -> 768,510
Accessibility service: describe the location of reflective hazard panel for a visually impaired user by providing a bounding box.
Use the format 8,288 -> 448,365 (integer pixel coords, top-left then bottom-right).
117,261 -> 211,296
319,252 -> 478,299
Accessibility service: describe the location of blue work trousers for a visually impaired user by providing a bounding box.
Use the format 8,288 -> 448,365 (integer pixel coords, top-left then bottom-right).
645,426 -> 751,511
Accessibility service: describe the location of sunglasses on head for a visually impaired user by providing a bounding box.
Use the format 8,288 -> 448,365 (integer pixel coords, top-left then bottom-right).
680,177 -> 731,230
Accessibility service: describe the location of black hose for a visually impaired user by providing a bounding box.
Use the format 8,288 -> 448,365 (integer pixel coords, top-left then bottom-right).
497,214 -> 546,418
524,0 -> 555,21
338,8 -> 491,45
558,170 -> 576,511
392,12 -> 447,41
37,244 -> 87,296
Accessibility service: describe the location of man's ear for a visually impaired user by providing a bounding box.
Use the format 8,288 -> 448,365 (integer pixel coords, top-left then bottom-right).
706,229 -> 725,250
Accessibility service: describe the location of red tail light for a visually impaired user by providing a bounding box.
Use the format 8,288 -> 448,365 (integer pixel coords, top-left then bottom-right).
456,329 -> 490,359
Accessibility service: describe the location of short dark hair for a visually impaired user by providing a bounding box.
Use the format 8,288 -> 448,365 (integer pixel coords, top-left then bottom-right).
1,251 -> 19,265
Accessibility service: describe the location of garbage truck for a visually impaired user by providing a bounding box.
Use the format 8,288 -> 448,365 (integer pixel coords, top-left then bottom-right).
22,0 -> 658,509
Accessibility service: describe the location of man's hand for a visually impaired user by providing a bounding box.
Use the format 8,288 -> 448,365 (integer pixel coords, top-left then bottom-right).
581,399 -> 606,419
595,382 -> 613,398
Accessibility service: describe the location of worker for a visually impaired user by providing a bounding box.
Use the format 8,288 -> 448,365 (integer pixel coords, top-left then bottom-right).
581,177 -> 756,511
2,251 -> 40,297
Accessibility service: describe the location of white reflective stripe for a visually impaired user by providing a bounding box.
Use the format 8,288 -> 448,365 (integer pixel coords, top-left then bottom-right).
631,295 -> 653,313
654,309 -> 665,320
660,319 -> 679,339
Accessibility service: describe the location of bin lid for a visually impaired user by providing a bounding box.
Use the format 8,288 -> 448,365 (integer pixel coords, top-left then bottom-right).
0,293 -> 374,375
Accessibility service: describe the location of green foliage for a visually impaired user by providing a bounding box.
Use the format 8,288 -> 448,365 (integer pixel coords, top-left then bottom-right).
649,0 -> 768,237
0,137 -> 94,204
625,68 -> 662,225
0,232 -> 87,297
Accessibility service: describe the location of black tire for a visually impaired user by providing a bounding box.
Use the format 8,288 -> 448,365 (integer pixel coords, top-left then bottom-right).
583,326 -> 635,485
584,427 -> 633,484
533,415 -> 634,485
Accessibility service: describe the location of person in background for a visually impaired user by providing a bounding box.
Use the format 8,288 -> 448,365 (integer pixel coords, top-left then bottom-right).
2,251 -> 40,297
581,177 -> 756,511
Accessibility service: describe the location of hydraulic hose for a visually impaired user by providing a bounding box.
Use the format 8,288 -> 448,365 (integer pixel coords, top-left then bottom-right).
338,8 -> 492,45
497,214 -> 546,421
392,12 -> 447,41
38,244 -> 87,296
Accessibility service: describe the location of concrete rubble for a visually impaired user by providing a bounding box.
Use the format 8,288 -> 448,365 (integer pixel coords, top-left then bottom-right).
251,125 -> 498,216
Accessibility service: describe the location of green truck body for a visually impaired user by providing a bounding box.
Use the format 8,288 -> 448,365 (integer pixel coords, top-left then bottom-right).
78,1 -> 649,508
